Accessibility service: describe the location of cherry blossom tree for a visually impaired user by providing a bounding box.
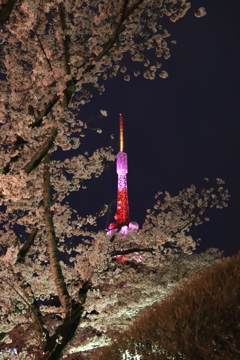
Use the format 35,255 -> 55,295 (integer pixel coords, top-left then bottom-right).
0,1 -> 229,359
0,173 -> 229,359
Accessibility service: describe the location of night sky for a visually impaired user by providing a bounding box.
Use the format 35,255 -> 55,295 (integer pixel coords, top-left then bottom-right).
69,0 -> 240,257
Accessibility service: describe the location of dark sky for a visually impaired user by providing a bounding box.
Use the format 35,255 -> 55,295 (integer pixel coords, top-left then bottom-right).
71,0 -> 240,257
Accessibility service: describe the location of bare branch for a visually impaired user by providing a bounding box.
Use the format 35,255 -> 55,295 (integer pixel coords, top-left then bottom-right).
16,227 -> 39,263
24,128 -> 58,174
171,214 -> 198,238
35,30 -> 53,72
2,127 -> 58,176
110,247 -> 155,257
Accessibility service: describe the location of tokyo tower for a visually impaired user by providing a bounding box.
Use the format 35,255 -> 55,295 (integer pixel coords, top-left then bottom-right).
108,114 -> 138,234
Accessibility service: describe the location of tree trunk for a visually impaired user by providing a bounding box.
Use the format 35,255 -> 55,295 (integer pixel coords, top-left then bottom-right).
43,154 -> 71,316
43,289 -> 89,360
42,155 -> 92,359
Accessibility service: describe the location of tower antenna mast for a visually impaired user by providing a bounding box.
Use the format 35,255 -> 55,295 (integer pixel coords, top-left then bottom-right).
119,113 -> 124,152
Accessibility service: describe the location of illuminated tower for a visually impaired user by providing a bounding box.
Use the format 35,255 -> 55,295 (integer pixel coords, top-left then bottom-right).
115,114 -> 130,227
108,114 -> 140,265
108,114 -> 130,232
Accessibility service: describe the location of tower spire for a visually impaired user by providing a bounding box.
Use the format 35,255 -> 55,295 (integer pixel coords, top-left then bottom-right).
119,113 -> 124,152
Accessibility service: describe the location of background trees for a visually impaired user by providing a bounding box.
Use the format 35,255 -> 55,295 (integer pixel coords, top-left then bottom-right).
95,252 -> 240,360
0,1 -> 231,359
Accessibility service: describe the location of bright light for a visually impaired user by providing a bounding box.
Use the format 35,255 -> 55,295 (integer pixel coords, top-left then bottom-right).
0,348 -> 18,355
122,350 -> 142,360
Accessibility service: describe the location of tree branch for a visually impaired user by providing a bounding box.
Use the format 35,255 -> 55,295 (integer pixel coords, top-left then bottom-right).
58,2 -> 71,77
110,247 -> 155,257
35,30 -> 53,72
16,227 -> 39,263
24,128 -> 58,174
30,91 -> 59,128
171,214 -> 198,238
43,154 -> 71,316
82,0 -> 144,75
2,0 -> 144,177
2,98 -> 59,175
58,2 -> 75,108
2,136 -> 27,174
3,277 -> 48,343
19,283 -> 49,344
44,281 -> 91,360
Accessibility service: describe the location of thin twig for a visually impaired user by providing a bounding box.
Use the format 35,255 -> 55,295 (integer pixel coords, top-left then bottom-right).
35,30 -> 53,72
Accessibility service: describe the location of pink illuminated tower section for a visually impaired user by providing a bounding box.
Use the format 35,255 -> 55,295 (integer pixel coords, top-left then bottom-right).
112,114 -> 130,229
